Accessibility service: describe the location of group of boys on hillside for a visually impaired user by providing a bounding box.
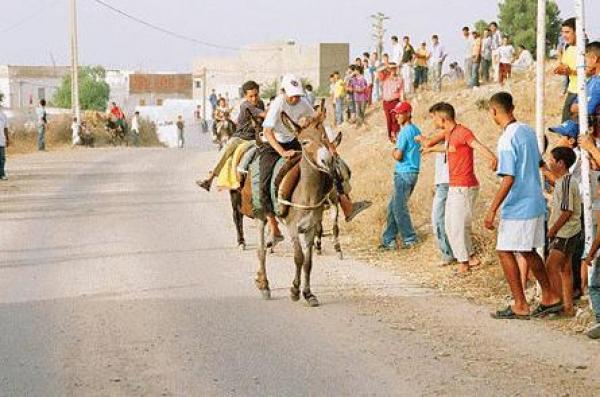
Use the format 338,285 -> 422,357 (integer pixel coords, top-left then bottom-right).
378,17 -> 600,339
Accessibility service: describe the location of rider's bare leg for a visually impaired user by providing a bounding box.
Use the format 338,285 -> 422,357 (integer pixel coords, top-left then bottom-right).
267,216 -> 282,237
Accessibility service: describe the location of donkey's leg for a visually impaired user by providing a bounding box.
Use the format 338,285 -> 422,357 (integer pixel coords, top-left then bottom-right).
291,237 -> 303,301
315,219 -> 323,256
333,203 -> 343,260
300,230 -> 319,307
255,219 -> 270,299
230,190 -> 245,249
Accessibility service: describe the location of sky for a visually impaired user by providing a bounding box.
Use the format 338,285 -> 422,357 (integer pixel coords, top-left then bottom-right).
1,0 -> 599,72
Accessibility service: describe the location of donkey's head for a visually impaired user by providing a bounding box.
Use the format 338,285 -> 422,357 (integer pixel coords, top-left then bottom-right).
281,98 -> 333,175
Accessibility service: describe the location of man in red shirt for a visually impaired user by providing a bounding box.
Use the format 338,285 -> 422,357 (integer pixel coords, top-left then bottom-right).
378,63 -> 404,142
110,102 -> 125,120
429,102 -> 497,274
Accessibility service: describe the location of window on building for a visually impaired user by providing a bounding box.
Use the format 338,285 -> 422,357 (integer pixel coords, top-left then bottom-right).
139,98 -> 146,106
195,81 -> 202,89
37,87 -> 45,100
156,98 -> 163,106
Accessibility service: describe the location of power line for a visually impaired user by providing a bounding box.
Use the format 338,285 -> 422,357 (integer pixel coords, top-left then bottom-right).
0,0 -> 58,33
90,0 -> 241,51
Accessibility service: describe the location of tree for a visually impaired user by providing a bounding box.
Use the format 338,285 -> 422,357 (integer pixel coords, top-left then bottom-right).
53,66 -> 110,111
474,19 -> 489,34
498,0 -> 561,57
0,91 -> 4,105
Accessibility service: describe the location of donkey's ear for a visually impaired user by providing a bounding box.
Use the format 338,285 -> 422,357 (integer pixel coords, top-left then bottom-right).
333,131 -> 343,147
281,111 -> 302,136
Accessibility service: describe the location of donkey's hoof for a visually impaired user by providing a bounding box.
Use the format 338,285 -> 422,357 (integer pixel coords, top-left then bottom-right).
304,293 -> 319,307
316,248 -> 322,256
337,251 -> 344,260
260,289 -> 271,300
238,243 -> 246,251
290,287 -> 300,301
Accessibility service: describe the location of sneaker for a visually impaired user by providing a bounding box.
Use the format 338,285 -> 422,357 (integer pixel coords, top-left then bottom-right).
345,201 -> 373,222
587,324 -> 600,339
196,179 -> 211,192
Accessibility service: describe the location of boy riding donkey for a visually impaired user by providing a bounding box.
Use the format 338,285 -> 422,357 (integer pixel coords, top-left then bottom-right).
258,74 -> 371,246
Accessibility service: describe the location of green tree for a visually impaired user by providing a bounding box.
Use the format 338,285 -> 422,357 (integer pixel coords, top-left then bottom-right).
474,19 -> 489,34
0,91 -> 4,105
53,65 -> 110,111
498,0 -> 561,57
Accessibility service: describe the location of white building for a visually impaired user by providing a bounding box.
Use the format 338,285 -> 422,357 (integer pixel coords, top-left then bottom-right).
0,65 -> 70,109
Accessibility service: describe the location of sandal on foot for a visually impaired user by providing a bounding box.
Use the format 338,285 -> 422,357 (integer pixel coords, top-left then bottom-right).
196,179 -> 212,192
491,306 -> 530,320
531,302 -> 563,318
345,201 -> 373,222
266,234 -> 284,248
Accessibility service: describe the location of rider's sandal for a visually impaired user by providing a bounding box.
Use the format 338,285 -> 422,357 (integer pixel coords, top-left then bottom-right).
266,234 -> 285,248
345,201 -> 373,222
196,179 -> 212,192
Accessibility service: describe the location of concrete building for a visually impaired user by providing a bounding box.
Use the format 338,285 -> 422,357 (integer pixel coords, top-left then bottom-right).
0,65 -> 70,109
192,41 -> 349,113
107,71 -> 193,115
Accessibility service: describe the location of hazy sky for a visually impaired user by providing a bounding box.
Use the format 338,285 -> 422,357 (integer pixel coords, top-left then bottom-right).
1,0 -> 599,72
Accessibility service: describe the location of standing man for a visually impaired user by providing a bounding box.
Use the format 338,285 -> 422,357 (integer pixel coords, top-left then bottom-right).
481,29 -> 493,83
380,101 -> 421,250
0,102 -> 9,180
554,18 -> 579,122
414,42 -> 430,91
401,36 -> 415,96
498,36 -> 515,86
176,115 -> 185,148
209,89 -> 218,113
430,35 -> 447,92
370,51 -> 382,102
36,99 -> 47,151
470,31 -> 482,88
390,36 -> 403,65
379,64 -> 404,142
304,84 -> 316,106
462,27 -> 473,85
431,102 -> 497,275
332,72 -> 346,126
131,111 -> 140,147
489,22 -> 503,83
484,92 -> 562,319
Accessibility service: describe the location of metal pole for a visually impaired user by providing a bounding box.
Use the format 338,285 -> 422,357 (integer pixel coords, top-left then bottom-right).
70,0 -> 81,127
575,0 -> 593,253
535,0 -> 546,153
201,67 -> 207,121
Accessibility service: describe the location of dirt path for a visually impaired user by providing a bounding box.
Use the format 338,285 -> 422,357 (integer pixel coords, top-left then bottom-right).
0,147 -> 598,396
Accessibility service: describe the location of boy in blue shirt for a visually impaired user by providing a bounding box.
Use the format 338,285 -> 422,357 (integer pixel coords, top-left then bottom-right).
484,92 -> 561,319
380,102 -> 422,250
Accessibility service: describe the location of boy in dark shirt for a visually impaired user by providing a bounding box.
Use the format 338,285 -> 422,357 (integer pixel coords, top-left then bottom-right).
197,80 -> 266,191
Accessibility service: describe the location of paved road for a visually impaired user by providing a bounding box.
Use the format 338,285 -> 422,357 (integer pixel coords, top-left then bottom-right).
1,145 -> 599,396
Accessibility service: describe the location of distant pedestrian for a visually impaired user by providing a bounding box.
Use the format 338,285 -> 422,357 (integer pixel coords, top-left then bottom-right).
401,36 -> 415,96
481,29 -> 493,83
131,111 -> 141,147
390,35 -> 403,65
176,115 -> 185,148
36,99 -> 47,151
430,35 -> 447,92
379,64 -> 404,142
363,59 -> 374,105
349,67 -> 369,127
489,22 -> 503,82
380,101 -> 421,250
209,89 -> 218,112
370,51 -> 382,101
414,42 -> 430,91
71,117 -> 80,146
305,84 -> 316,106
462,27 -> 473,85
344,65 -> 357,123
498,36 -> 515,85
469,31 -> 482,88
332,71 -> 346,125
0,104 -> 9,180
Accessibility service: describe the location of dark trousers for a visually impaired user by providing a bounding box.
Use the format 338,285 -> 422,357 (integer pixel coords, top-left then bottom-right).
562,92 -> 578,122
0,146 -> 5,177
259,139 -> 301,216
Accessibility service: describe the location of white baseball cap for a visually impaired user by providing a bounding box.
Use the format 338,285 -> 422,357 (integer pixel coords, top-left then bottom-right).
281,74 -> 305,97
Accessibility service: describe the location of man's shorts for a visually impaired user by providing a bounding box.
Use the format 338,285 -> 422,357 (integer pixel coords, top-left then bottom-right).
497,215 -> 545,252
549,233 -> 581,256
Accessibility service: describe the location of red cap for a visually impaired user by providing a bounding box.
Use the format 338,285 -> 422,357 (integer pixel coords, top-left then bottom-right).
392,101 -> 412,115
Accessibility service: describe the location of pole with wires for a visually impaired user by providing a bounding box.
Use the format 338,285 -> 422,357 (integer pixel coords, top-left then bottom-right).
69,0 -> 81,137
371,12 -> 389,61
575,0 -> 593,253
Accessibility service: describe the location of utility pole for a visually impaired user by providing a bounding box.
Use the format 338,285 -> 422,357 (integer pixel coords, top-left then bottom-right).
70,0 -> 81,133
201,67 -> 207,121
371,12 -> 389,61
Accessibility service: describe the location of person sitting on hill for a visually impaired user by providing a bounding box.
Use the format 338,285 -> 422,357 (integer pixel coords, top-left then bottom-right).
512,45 -> 534,73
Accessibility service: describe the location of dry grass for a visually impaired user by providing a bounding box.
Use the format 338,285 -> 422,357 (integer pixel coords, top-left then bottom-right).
7,114 -> 162,155
337,69 -> 593,334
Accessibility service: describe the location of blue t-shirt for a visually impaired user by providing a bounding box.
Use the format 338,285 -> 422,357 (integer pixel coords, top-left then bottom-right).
496,121 -> 546,219
574,75 -> 600,115
395,123 -> 421,173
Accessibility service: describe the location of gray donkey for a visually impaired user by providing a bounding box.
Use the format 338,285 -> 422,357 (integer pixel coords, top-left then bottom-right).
241,104 -> 335,307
